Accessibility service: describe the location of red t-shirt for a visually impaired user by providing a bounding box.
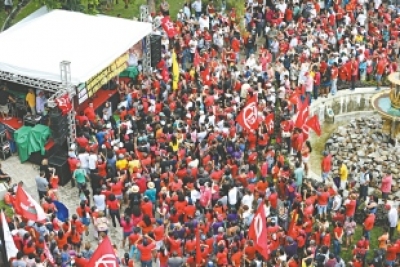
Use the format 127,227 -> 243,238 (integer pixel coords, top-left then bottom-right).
107,199 -> 119,210
317,192 -> 330,206
137,242 -> 156,261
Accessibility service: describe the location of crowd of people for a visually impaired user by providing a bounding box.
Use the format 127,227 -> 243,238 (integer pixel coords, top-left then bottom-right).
2,0 -> 400,266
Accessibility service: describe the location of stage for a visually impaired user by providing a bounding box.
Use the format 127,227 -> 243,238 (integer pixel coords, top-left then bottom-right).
79,85 -> 123,114
0,117 -> 23,130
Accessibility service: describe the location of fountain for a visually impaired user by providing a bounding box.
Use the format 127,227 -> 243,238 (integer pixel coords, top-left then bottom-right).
371,72 -> 400,141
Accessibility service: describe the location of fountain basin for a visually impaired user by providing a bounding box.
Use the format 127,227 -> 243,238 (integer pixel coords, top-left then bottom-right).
370,72 -> 400,139
372,91 -> 400,118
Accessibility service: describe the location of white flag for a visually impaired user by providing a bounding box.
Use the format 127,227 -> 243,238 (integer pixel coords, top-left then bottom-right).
1,210 -> 18,260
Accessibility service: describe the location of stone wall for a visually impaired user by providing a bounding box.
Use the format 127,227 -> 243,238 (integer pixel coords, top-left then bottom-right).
308,87 -> 388,124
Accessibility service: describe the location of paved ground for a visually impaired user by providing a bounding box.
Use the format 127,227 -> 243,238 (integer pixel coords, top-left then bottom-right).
2,156 -> 128,257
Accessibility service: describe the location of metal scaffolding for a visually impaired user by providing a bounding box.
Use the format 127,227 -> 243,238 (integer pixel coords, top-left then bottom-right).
47,61 -> 77,149
0,70 -> 61,92
140,5 -> 152,75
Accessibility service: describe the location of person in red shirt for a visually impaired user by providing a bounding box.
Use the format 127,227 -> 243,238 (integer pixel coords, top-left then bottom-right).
321,151 -> 332,182
375,57 -> 387,90
106,194 -> 121,228
350,57 -> 359,90
135,235 -> 156,265
386,239 -> 399,265
75,254 -> 89,267
363,212 -> 375,240
84,102 -> 96,122
316,187 -> 330,219
268,188 -> 278,209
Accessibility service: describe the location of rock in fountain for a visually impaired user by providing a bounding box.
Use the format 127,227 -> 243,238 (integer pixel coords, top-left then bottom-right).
327,115 -> 400,199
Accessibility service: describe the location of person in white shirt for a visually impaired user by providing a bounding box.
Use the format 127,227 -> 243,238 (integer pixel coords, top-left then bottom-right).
188,37 -> 198,61
241,190 -> 254,208
78,150 -> 90,173
177,9 -> 185,21
88,150 -> 98,174
228,186 -> 238,208
387,204 -> 398,239
198,14 -> 209,31
93,188 -> 106,213
356,12 -> 366,26
183,3 -> 191,19
191,0 -> 202,19
373,0 -> 381,9
277,0 -> 287,13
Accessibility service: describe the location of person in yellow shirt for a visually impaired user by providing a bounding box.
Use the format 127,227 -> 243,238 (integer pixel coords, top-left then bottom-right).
25,88 -> 36,115
128,157 -> 141,173
338,160 -> 348,190
116,154 -> 128,171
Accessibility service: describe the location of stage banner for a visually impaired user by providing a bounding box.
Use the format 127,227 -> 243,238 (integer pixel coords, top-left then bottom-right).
85,52 -> 129,98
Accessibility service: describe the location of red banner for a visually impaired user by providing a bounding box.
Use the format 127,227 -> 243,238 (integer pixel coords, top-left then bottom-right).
161,16 -> 177,38
55,94 -> 72,115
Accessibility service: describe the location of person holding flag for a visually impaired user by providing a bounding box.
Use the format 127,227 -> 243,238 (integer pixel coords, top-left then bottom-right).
172,49 -> 180,90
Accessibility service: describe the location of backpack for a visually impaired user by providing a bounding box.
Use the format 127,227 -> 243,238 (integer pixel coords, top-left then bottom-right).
131,193 -> 141,205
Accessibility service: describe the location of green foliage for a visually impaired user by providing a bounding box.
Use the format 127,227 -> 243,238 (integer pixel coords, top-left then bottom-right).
226,0 -> 245,31
34,0 -> 61,10
0,200 -> 14,218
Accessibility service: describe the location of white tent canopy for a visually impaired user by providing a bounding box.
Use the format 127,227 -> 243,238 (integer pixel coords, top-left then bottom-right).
0,10 -> 152,85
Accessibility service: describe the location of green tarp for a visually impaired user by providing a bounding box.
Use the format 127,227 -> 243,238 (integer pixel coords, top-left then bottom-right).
14,125 -> 51,162
14,126 -> 31,162
119,66 -> 138,79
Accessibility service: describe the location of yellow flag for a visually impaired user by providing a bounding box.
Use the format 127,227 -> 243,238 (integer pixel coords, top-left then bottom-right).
172,51 -> 179,90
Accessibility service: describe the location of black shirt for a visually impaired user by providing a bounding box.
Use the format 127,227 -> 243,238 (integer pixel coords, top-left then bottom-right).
0,90 -> 9,105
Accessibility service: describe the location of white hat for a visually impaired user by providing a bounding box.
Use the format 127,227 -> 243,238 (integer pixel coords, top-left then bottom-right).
131,185 -> 139,193
147,182 -> 155,189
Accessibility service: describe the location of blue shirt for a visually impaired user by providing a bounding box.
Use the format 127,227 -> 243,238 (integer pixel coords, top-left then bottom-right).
96,131 -> 106,146
144,188 -> 157,204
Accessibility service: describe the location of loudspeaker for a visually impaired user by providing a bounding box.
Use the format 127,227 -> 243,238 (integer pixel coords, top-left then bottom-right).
48,154 -> 71,186
49,107 -> 68,145
150,35 -> 162,68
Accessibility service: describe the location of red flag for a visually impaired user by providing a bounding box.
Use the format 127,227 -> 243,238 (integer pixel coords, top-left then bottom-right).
15,186 -> 47,222
294,104 -> 309,129
55,94 -> 72,115
236,96 -> 259,131
194,49 -> 201,67
44,242 -> 54,264
161,16 -> 177,38
302,125 -> 310,141
248,203 -> 269,260
265,113 -> 274,132
196,227 -> 201,265
306,115 -> 322,136
87,236 -> 119,267
288,92 -> 299,105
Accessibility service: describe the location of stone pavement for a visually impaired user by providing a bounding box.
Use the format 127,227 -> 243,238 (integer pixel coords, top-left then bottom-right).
1,156 -> 128,258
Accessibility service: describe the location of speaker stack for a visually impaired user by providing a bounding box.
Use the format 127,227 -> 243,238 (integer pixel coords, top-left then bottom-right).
48,107 -> 68,145
48,152 -> 71,186
150,35 -> 162,68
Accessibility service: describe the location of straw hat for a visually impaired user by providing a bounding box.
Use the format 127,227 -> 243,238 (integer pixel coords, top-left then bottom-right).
131,185 -> 139,193
147,182 -> 155,189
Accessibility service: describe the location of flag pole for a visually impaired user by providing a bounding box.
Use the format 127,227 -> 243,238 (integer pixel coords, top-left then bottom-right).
0,211 -> 10,267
